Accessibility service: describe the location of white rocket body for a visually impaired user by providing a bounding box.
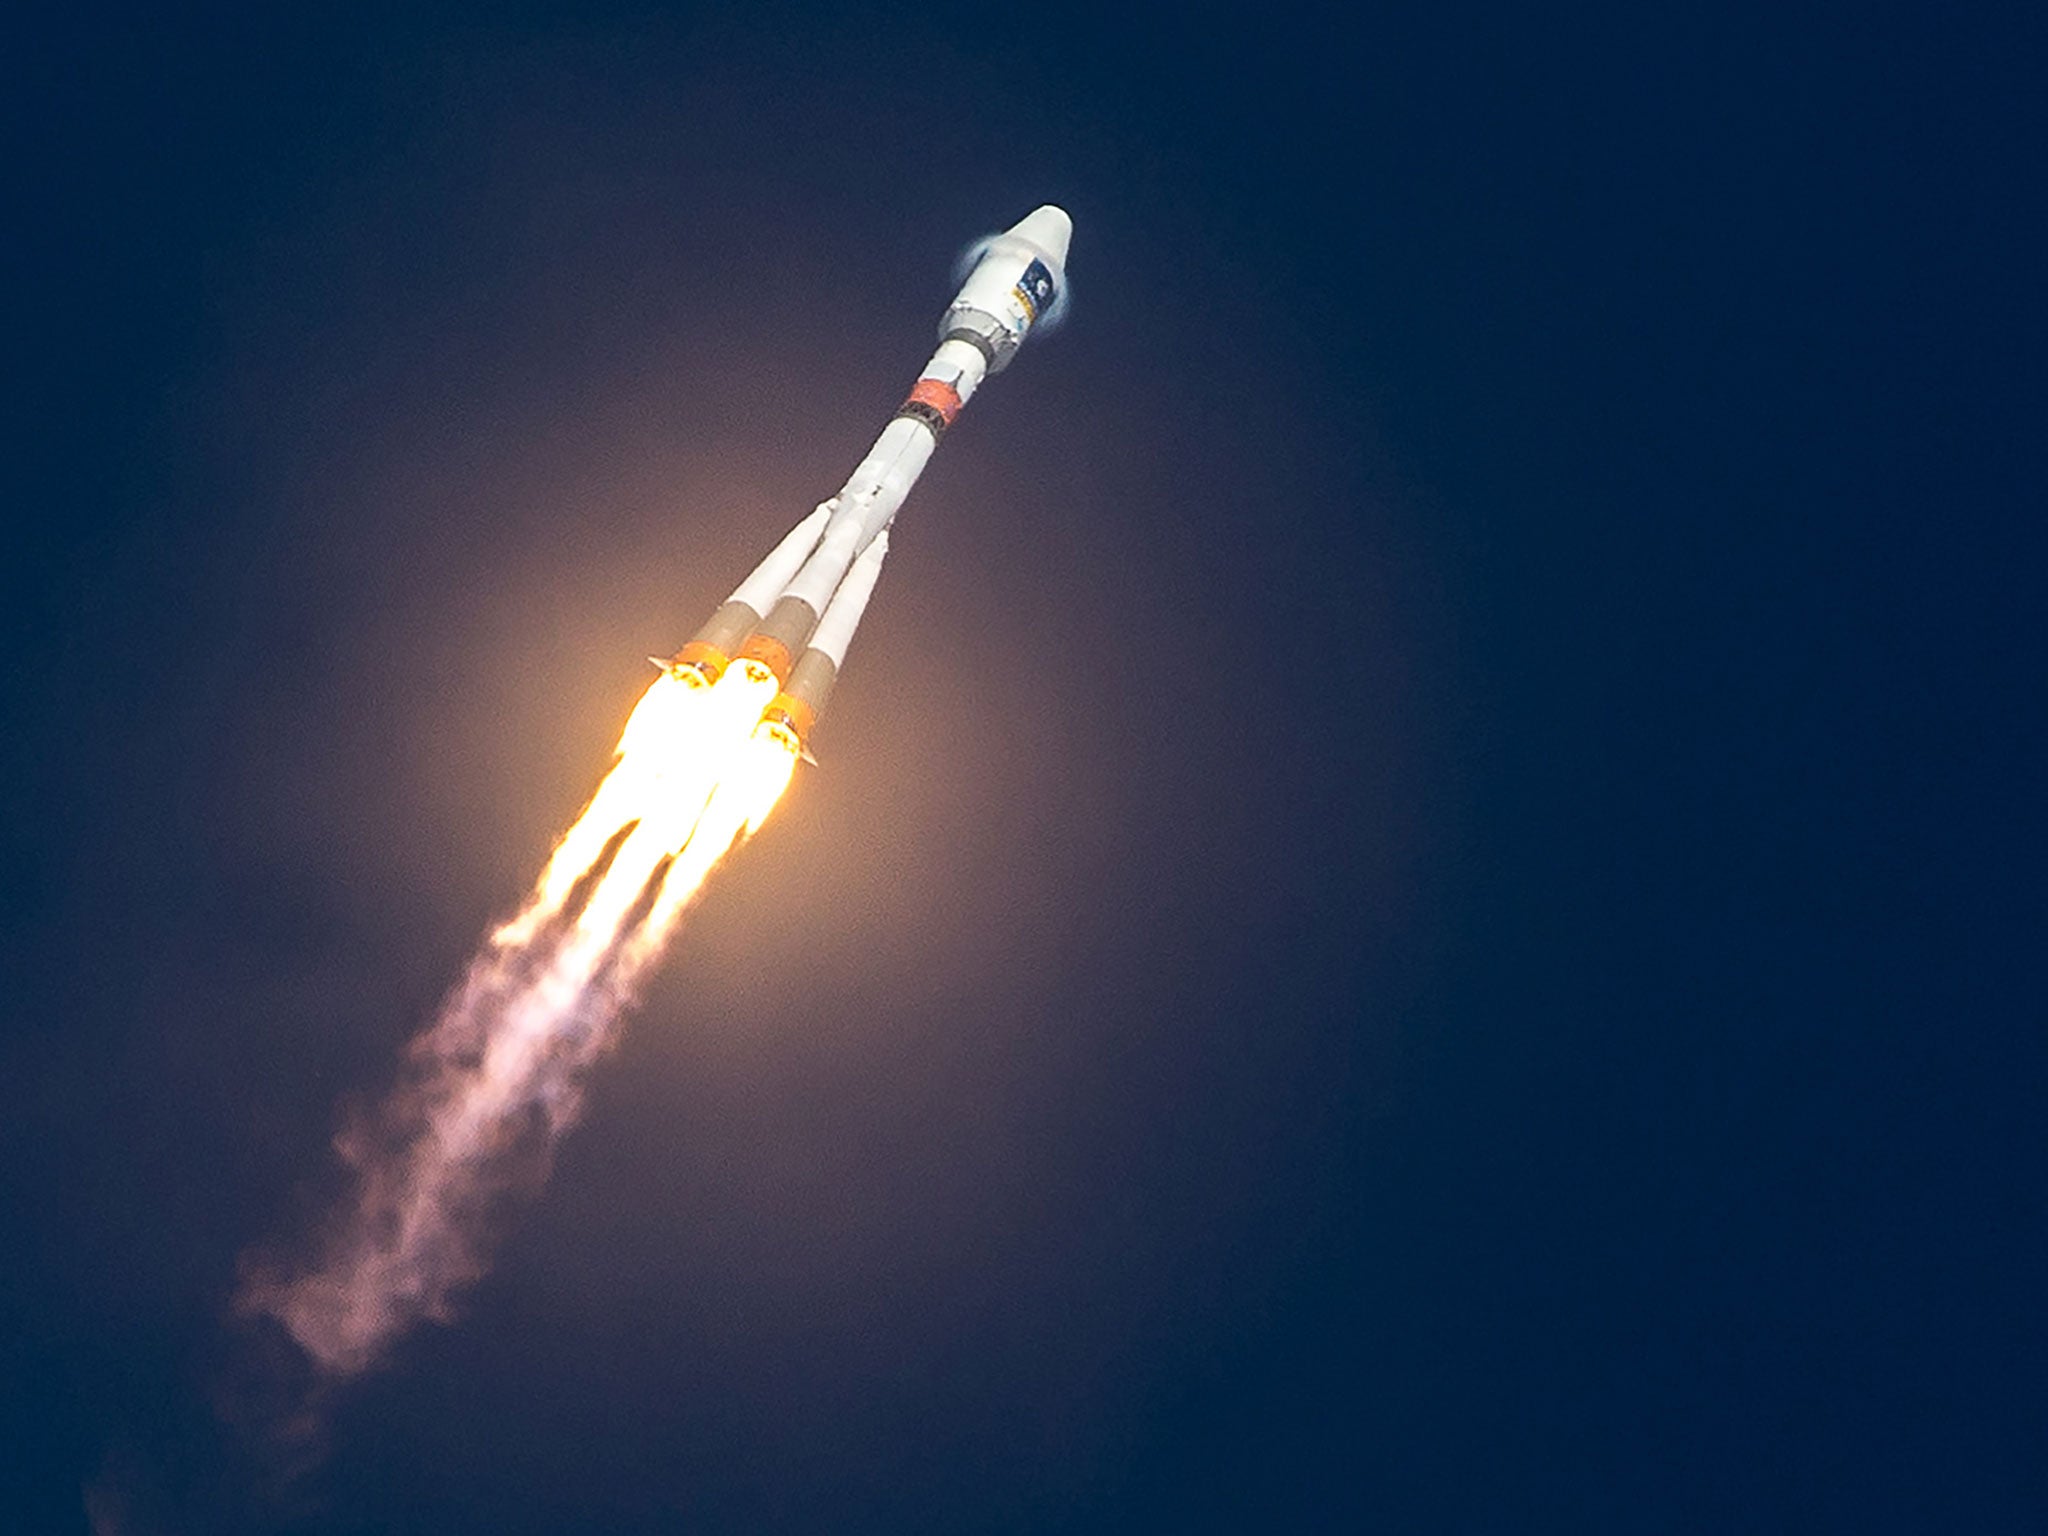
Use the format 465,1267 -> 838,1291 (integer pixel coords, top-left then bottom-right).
665,206 -> 1072,754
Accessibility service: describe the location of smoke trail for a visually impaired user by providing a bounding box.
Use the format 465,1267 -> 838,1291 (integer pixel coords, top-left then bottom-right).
238,670 -> 796,1376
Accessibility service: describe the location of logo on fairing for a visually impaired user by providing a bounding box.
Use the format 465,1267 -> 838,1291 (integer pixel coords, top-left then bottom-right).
1012,258 -> 1057,324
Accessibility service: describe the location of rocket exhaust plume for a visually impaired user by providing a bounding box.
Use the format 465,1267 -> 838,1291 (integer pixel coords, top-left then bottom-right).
239,207 -> 1072,1377
239,669 -> 795,1374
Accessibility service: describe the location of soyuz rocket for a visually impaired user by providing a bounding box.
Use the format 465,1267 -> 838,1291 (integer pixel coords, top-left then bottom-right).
661,206 -> 1073,758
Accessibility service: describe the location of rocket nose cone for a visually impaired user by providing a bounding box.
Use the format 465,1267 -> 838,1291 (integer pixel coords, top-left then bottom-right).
1006,205 -> 1073,268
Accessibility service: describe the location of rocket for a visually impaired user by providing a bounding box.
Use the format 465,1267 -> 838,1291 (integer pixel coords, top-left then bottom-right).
662,206 -> 1074,758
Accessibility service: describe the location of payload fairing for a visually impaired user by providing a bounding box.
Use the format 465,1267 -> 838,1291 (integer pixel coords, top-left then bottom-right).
662,205 -> 1074,757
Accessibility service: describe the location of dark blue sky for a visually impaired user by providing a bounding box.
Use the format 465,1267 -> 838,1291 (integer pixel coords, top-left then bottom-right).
3,4 -> 2039,1531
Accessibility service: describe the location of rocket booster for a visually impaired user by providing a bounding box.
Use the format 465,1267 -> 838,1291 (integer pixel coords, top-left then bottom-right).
756,532 -> 890,762
663,206 -> 1073,752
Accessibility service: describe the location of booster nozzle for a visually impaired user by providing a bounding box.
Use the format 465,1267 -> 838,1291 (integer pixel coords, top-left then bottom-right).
755,691 -> 817,763
660,600 -> 763,687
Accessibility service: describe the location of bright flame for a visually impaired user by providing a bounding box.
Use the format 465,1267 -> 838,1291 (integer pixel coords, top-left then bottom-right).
621,726 -> 798,975
240,666 -> 800,1376
496,672 -> 769,943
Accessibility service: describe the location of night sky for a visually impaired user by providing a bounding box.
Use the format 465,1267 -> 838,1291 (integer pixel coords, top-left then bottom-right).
4,5 -> 2039,1532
